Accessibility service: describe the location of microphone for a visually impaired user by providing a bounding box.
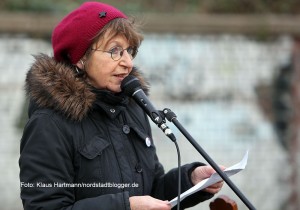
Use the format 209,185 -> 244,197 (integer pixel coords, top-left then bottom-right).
121,75 -> 176,142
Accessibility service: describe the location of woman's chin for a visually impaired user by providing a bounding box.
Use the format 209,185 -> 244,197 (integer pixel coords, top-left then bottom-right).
107,85 -> 122,93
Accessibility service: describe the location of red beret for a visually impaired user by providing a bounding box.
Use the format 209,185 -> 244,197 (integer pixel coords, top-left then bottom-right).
52,2 -> 127,64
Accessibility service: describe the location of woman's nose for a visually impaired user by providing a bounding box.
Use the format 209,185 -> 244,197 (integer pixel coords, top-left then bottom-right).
119,50 -> 133,69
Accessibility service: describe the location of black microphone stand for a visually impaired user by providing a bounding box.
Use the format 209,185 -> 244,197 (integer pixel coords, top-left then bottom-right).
161,108 -> 256,210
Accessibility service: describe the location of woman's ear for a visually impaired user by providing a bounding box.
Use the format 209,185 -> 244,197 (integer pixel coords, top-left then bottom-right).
75,59 -> 84,70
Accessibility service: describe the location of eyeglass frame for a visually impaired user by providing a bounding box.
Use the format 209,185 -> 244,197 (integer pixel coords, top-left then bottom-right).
91,46 -> 138,61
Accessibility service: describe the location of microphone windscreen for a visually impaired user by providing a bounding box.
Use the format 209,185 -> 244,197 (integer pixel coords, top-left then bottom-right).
121,75 -> 141,96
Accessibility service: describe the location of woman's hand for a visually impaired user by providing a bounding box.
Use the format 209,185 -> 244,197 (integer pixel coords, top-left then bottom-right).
191,165 -> 226,194
129,196 -> 171,210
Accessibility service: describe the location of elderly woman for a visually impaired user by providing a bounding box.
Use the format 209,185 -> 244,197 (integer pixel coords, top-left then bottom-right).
19,2 -> 223,210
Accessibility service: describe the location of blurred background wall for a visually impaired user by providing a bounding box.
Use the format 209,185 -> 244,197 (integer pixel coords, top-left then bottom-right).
1,1 -> 300,210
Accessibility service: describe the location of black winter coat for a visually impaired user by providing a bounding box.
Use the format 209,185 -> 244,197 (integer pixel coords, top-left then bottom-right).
19,54 -> 213,210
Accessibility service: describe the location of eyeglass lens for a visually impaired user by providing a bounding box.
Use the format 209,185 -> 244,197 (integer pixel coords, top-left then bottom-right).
111,47 -> 137,61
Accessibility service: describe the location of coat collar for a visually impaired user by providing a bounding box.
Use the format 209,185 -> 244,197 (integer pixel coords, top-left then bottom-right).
25,54 -> 149,121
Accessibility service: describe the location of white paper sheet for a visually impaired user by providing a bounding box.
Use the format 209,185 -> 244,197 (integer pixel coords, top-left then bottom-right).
169,151 -> 248,207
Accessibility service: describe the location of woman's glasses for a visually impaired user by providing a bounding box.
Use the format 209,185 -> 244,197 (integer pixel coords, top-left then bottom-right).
92,46 -> 138,61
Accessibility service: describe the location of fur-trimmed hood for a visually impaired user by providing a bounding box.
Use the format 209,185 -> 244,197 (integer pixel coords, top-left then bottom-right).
25,54 -> 149,121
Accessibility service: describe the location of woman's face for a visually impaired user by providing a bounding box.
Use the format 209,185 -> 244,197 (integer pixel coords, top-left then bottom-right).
82,33 -> 134,93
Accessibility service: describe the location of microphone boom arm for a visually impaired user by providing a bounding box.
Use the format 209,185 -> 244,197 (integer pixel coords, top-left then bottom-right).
162,108 -> 256,210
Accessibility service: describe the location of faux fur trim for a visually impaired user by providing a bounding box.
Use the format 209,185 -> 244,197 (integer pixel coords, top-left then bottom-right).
25,54 -> 149,121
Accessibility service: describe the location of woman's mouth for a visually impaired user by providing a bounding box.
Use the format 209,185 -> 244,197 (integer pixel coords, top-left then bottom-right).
114,74 -> 127,80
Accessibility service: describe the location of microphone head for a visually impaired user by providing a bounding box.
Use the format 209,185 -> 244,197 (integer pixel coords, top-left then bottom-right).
121,75 -> 141,96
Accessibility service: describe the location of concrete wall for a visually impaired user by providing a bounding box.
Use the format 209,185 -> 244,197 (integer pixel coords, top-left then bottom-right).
0,12 -> 300,37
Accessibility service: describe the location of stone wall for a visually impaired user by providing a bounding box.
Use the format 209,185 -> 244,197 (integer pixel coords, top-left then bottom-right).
0,34 -> 294,210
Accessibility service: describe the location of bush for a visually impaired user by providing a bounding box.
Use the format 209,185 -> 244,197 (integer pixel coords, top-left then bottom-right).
1,0 -> 300,14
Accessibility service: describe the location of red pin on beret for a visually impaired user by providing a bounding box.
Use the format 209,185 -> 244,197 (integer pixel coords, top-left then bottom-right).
52,2 -> 127,64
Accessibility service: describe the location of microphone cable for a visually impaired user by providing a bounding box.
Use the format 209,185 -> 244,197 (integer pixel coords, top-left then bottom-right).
158,110 -> 181,210
174,140 -> 181,210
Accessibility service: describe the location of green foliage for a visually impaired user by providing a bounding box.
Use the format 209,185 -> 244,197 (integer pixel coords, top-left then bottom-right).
201,0 -> 300,14
1,0 -> 300,14
2,0 -> 79,13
